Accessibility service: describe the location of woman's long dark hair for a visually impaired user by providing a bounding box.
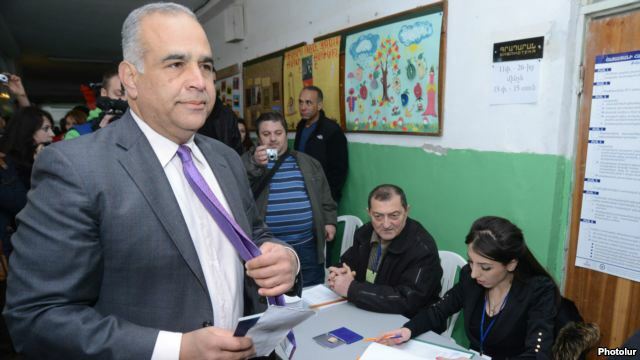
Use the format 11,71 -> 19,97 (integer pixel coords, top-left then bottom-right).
0,107 -> 49,168
237,118 -> 254,151
465,216 -> 557,284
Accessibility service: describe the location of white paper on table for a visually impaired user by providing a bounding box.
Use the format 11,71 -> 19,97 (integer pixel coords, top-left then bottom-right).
301,284 -> 345,307
360,342 -> 425,360
245,305 -> 315,357
399,339 -> 474,359
283,295 -> 302,304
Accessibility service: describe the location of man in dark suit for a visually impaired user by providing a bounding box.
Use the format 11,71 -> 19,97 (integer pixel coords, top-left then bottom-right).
3,3 -> 298,359
293,86 -> 348,202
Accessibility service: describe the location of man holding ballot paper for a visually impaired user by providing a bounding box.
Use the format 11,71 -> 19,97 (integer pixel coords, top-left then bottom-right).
4,3 -> 302,359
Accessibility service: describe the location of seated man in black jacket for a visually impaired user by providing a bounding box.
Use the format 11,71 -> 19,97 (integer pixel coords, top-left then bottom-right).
328,184 -> 442,317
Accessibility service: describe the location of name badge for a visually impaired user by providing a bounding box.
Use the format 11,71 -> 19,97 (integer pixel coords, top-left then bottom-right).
366,269 -> 377,283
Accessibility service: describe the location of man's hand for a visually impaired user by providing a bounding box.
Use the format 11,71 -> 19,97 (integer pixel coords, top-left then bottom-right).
252,145 -> 269,166
324,224 -> 336,242
179,327 -> 255,360
7,74 -> 30,107
327,264 -> 354,297
99,114 -> 115,128
245,242 -> 297,297
34,144 -> 46,159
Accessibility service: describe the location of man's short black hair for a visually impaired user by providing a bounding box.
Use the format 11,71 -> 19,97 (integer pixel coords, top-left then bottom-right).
302,85 -> 323,102
255,112 -> 287,136
368,184 -> 408,209
101,68 -> 119,91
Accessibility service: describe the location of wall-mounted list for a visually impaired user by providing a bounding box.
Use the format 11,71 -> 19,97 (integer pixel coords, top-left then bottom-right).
575,50 -> 640,282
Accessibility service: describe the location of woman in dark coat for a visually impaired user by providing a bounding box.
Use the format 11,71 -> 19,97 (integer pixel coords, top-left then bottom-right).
378,216 -> 560,360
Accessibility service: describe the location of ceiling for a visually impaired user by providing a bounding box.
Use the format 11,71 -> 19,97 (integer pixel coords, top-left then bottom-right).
0,0 -> 232,105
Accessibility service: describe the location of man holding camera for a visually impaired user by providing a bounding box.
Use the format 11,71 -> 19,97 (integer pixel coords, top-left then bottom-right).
242,112 -> 337,286
65,68 -> 128,140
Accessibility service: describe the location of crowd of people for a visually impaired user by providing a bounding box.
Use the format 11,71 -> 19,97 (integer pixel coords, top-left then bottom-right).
0,2 -> 633,360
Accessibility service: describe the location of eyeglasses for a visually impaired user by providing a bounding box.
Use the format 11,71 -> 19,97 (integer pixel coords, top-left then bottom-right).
40,125 -> 52,132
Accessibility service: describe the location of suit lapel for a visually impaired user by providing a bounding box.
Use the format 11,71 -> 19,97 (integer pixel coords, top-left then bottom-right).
115,114 -> 209,294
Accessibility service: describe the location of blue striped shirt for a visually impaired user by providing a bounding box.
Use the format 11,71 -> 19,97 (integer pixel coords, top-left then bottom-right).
264,154 -> 314,246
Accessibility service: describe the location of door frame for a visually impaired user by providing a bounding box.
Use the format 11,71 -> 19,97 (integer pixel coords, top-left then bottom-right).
564,0 -> 640,291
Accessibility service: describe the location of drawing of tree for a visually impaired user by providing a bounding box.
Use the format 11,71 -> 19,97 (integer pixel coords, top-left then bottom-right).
373,37 -> 400,103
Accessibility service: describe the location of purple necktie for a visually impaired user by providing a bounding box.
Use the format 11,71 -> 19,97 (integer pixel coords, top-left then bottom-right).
176,145 -> 296,357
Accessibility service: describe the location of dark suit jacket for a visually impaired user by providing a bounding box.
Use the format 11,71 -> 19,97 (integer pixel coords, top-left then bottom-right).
293,112 -> 348,202
404,265 -> 558,360
198,96 -> 243,155
3,112 -> 291,359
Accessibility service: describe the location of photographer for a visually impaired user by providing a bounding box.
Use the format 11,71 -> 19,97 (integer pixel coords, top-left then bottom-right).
241,112 -> 336,287
65,68 -> 127,140
0,73 -> 31,108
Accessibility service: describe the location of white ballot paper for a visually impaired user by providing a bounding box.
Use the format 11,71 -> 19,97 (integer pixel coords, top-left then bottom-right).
360,342 -> 425,360
361,339 -> 474,360
244,305 -> 315,357
399,339 -> 474,359
301,284 -> 346,308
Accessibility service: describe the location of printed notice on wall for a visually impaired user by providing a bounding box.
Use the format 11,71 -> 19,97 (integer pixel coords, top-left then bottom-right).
490,59 -> 540,105
490,36 -> 543,105
575,50 -> 640,282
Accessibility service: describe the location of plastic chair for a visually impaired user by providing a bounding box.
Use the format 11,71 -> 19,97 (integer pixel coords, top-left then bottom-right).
438,250 -> 467,337
323,215 -> 363,283
337,215 -> 364,256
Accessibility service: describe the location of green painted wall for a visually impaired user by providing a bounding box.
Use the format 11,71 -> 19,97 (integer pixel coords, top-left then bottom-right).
328,142 -> 575,344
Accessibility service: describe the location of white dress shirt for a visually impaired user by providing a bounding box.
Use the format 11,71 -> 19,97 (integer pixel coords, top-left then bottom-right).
130,112 -> 244,360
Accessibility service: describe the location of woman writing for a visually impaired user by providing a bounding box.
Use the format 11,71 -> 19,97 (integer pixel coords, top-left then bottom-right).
378,216 -> 559,359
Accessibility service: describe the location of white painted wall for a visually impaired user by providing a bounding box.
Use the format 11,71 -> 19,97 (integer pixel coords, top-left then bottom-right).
202,0 -> 580,157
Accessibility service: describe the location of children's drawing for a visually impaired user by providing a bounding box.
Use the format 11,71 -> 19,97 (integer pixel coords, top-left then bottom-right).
345,12 -> 443,134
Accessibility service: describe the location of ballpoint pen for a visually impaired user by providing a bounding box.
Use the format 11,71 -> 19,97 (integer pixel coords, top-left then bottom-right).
363,334 -> 402,342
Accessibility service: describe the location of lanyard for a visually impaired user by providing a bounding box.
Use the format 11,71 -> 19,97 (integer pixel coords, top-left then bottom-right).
479,291 -> 510,355
372,243 -> 383,271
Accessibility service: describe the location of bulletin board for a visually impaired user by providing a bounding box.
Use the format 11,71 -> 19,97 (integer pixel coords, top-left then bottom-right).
214,64 -> 242,118
242,55 -> 284,129
283,36 -> 342,130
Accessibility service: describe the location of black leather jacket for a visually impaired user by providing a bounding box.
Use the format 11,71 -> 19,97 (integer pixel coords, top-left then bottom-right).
293,111 -> 348,201
340,218 -> 442,317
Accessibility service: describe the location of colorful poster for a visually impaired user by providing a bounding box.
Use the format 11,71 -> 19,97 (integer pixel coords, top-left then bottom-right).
344,12 -> 443,134
283,36 -> 341,130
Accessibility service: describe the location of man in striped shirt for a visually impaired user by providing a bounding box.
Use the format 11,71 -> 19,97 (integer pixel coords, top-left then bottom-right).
242,112 -> 337,286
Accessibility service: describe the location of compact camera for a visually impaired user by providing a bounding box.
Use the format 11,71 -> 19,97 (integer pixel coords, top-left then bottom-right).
0,74 -> 10,100
266,148 -> 278,161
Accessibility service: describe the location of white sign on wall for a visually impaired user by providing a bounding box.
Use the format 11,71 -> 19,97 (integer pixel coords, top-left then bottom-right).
490,59 -> 540,105
575,50 -> 640,283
